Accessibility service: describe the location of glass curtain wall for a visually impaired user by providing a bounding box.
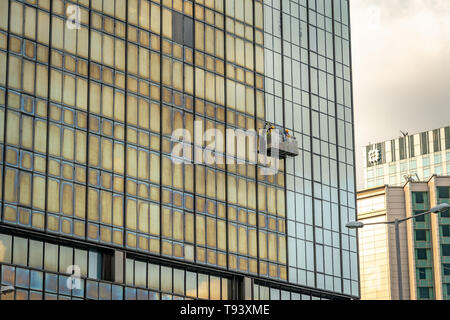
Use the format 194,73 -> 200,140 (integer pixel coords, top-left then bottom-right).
0,0 -> 358,299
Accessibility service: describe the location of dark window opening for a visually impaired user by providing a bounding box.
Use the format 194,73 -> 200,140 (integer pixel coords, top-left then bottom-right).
102,253 -> 114,282
184,17 -> 194,48
409,135 -> 415,158
418,268 -> 427,280
420,132 -> 429,155
414,192 -> 425,204
418,287 -> 430,299
391,140 -> 396,161
433,129 -> 441,153
415,230 -> 427,241
438,187 -> 450,199
172,11 -> 194,48
89,250 -> 114,282
442,244 -> 450,257
442,209 -> 450,218
414,210 -> 426,222
172,11 -> 183,45
378,143 -> 385,164
445,127 -> 450,150
417,249 -> 427,260
444,264 -> 450,276
443,225 -> 450,237
399,137 -> 406,160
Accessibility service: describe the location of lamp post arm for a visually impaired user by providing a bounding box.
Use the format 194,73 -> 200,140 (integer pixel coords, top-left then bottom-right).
361,207 -> 440,227
396,210 -> 434,224
359,221 -> 395,227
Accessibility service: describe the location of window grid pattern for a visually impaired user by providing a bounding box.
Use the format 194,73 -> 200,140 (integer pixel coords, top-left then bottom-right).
0,0 -> 290,289
437,187 -> 450,300
0,231 -> 233,300
279,0 -> 358,296
411,192 -> 435,300
0,0 -> 358,299
252,282 -> 331,300
365,127 -> 450,189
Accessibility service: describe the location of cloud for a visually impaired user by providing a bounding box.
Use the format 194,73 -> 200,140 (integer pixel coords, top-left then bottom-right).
351,0 -> 450,188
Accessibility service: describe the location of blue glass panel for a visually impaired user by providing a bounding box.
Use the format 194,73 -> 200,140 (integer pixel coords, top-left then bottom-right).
30,271 -> 43,291
29,290 -> 43,300
149,291 -> 160,300
15,289 -> 29,300
44,293 -> 58,300
88,251 -> 101,280
125,287 -> 137,300
45,273 -> 58,293
72,279 -> 85,298
59,275 -> 71,296
86,280 -> 99,300
15,267 -> 30,289
137,289 -> 148,300
1,265 -> 15,286
99,282 -> 112,300
112,285 -> 123,300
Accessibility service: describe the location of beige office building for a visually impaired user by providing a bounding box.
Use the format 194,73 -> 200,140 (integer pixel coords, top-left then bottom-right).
357,176 -> 450,300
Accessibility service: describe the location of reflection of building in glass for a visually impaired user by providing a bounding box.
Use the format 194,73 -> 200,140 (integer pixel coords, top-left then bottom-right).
357,176 -> 450,300
0,0 -> 358,300
364,126 -> 450,189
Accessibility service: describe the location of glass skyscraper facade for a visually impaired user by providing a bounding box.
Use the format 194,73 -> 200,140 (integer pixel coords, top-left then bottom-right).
0,0 -> 358,300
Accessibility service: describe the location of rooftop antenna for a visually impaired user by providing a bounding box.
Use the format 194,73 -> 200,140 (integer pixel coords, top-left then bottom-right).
400,130 -> 412,183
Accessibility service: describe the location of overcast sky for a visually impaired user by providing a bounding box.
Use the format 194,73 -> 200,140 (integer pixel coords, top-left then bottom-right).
350,0 -> 450,188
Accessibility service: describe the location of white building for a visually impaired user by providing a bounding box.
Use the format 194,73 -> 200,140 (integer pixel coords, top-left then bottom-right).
364,126 -> 450,189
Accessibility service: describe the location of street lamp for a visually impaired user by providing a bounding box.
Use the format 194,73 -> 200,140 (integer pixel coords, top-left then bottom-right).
347,203 -> 450,300
0,285 -> 15,296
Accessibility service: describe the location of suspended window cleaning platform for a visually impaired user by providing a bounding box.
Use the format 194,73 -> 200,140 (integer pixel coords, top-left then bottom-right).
263,124 -> 299,160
